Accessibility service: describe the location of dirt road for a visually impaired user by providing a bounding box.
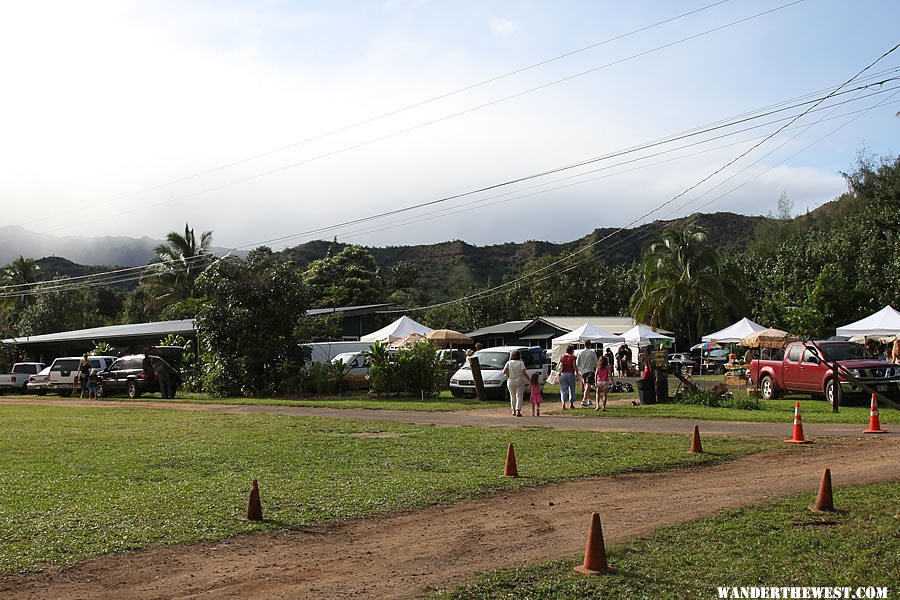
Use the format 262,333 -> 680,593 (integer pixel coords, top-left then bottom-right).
3,436 -> 897,600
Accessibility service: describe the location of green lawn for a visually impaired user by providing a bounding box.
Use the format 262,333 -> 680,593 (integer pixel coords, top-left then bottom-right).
436,481 -> 900,599
0,404 -> 775,574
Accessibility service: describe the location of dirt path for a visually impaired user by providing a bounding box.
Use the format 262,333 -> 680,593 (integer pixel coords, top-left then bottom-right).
0,397 -> 880,438
3,437 -> 898,600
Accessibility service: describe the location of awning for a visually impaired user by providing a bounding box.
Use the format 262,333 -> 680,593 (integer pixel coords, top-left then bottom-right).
519,333 -> 554,340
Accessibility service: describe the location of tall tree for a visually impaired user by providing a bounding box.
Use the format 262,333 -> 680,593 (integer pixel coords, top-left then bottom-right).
2,256 -> 42,310
147,223 -> 214,305
303,245 -> 385,308
631,223 -> 746,343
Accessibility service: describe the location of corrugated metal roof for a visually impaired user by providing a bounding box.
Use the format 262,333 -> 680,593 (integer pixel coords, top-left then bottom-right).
467,320 -> 533,337
4,319 -> 196,345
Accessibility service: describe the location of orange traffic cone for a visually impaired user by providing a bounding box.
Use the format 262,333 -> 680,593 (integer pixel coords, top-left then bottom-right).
502,443 -> 519,478
574,512 -> 617,575
690,425 -> 703,453
809,468 -> 834,513
863,393 -> 888,434
784,401 -> 813,444
246,480 -> 263,521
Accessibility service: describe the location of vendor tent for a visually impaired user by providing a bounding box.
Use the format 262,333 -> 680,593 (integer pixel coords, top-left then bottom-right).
361,316 -> 434,343
621,324 -> 674,348
550,323 -> 624,362
701,317 -> 766,343
835,305 -> 900,338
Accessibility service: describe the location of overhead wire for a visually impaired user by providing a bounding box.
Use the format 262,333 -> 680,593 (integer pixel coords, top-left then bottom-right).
3,77 -> 898,299
380,41 -> 900,313
20,0 -> 806,240
6,0 -> 739,233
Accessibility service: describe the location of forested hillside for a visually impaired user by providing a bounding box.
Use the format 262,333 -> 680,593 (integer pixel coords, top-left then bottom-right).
281,212 -> 766,302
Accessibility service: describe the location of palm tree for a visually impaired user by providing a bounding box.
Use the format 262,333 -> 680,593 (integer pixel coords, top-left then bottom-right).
148,224 -> 214,303
630,223 -> 746,343
2,256 -> 42,309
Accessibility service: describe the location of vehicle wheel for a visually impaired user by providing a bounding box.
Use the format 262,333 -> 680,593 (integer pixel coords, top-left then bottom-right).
760,375 -> 777,400
502,385 -> 510,404
37,390 -> 46,396
825,379 -> 835,406
127,382 -> 141,399
21,383 -> 29,394
96,383 -> 105,399
59,389 -> 71,398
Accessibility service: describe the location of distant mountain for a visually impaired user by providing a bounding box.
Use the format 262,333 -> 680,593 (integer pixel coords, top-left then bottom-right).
0,226 -> 238,267
282,212 -> 767,301
2,212 -> 768,301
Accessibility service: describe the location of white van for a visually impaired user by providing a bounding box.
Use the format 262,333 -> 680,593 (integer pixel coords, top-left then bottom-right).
331,351 -> 370,388
47,356 -> 117,395
449,346 -> 548,400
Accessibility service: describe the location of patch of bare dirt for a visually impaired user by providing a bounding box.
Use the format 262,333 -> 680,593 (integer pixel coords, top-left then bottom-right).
2,437 -> 898,600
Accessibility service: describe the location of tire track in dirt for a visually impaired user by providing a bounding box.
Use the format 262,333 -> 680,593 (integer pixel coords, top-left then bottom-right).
2,437 -> 897,600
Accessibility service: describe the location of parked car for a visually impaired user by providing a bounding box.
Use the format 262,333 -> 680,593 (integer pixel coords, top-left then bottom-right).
97,347 -> 182,399
449,346 -> 549,400
700,348 -> 729,374
46,356 -> 117,396
25,366 -> 52,395
0,362 -> 46,393
750,340 -> 900,404
667,353 -> 697,373
331,351 -> 370,388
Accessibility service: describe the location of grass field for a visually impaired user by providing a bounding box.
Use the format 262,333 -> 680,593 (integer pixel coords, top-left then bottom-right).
436,481 -> 900,599
0,404 -> 776,574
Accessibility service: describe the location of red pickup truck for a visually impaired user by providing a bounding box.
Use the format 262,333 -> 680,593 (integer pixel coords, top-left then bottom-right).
750,341 -> 900,404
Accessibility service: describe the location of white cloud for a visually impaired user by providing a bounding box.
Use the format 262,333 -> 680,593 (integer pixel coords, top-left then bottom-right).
489,16 -> 520,36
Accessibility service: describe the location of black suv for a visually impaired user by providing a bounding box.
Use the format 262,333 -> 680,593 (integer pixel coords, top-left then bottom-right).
97,346 -> 183,399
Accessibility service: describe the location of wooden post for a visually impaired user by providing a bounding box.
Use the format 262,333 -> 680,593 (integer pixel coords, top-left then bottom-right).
469,356 -> 487,402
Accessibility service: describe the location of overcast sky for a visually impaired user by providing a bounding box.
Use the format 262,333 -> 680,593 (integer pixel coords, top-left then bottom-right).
1,0 -> 898,251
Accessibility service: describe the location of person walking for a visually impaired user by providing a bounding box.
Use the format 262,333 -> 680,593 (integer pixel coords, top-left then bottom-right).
152,356 -> 175,400
576,341 -> 599,407
502,350 -> 529,417
529,372 -> 543,416
558,345 -> 578,409
604,347 -> 615,375
594,356 -> 616,411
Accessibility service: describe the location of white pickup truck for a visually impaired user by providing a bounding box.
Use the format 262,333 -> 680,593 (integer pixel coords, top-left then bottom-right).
0,362 -> 47,393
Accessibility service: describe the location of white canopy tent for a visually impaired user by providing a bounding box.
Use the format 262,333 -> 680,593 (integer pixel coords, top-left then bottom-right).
622,324 -> 675,348
836,305 -> 900,338
550,323 -> 624,362
701,317 -> 766,344
361,316 -> 434,343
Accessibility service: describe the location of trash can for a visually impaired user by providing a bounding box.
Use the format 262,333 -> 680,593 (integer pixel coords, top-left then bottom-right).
637,378 -> 656,405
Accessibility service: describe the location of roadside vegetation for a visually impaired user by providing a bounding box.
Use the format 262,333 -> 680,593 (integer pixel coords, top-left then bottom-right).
0,404 -> 775,573
436,481 -> 900,599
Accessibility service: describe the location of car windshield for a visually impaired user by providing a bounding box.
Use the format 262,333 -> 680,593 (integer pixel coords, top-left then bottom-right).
465,351 -> 510,370
819,342 -> 871,361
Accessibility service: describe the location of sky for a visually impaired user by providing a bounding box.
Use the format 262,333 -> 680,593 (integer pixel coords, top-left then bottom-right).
1,0 -> 898,252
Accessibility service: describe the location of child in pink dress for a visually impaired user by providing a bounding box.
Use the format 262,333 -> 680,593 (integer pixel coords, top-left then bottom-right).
529,372 -> 543,416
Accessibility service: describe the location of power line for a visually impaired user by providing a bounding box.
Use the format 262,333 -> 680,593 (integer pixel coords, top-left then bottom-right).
20,0 -> 805,240
5,0 -> 737,232
4,80 -> 898,298
382,41 -> 900,313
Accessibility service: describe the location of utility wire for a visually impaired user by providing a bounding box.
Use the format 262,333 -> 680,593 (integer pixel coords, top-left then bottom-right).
21,0 -> 805,240
4,79 -> 898,298
6,0 -> 737,232
382,41 -> 900,313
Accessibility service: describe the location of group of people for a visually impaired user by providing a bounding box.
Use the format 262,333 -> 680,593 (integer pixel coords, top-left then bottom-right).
557,341 -> 618,411
866,339 -> 900,364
